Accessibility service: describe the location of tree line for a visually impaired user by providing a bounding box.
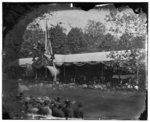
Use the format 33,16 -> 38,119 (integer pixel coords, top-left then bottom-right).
20,20 -> 146,57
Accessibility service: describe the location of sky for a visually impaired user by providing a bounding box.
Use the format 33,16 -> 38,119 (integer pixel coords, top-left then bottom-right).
28,8 -> 110,34
27,6 -> 147,38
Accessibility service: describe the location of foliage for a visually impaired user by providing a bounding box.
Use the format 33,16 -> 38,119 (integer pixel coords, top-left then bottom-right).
98,33 -> 117,51
20,29 -> 45,57
105,8 -> 147,37
67,28 -> 87,53
116,33 -> 146,50
20,41 -> 33,57
85,20 -> 106,37
105,9 -> 147,88
108,44 -> 146,89
84,20 -> 106,51
3,4 -> 55,69
49,25 -> 67,54
109,49 -> 146,72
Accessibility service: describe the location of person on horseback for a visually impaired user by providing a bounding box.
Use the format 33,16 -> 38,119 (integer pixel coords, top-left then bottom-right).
32,41 -> 45,62
32,43 -> 38,62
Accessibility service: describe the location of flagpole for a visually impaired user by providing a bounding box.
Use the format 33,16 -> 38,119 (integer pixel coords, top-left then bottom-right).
45,19 -> 57,83
45,19 -> 48,54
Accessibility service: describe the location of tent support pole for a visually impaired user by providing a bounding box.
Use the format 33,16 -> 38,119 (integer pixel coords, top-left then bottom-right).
53,63 -> 57,84
102,64 -> 104,82
45,67 -> 47,79
118,66 -> 121,82
74,66 -> 77,83
64,65 -> 65,83
136,67 -> 139,85
99,63 -> 101,81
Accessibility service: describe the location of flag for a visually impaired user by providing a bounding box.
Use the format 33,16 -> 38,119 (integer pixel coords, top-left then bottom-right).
45,20 -> 48,54
45,19 -> 53,56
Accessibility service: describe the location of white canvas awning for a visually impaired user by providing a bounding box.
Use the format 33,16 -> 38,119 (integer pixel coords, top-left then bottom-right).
16,51 -> 114,66
9,49 -> 146,67
45,51 -> 114,66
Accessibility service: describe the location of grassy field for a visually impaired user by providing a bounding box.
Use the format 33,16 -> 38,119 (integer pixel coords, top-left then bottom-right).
24,85 -> 145,120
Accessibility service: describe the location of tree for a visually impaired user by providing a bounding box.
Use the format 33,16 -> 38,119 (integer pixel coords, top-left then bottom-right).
105,8 -> 147,37
108,34 -> 146,89
84,20 -> 106,52
85,20 -> 106,36
131,35 -> 146,49
48,25 -> 67,54
20,29 -> 45,57
99,33 -> 117,51
67,28 -> 86,53
117,33 -> 133,50
109,34 -> 146,89
3,4 -> 54,76
20,41 -> 33,57
105,9 -> 147,89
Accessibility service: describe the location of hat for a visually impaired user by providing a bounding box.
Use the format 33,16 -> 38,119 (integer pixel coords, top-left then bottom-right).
44,96 -> 50,101
25,96 -> 31,102
65,99 -> 71,104
36,97 -> 44,103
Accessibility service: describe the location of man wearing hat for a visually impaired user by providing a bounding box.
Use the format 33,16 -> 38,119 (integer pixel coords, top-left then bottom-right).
62,99 -> 74,119
73,103 -> 84,119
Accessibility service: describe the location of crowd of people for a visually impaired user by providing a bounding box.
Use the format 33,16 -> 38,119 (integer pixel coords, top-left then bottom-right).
15,94 -> 84,120
57,73 -> 139,91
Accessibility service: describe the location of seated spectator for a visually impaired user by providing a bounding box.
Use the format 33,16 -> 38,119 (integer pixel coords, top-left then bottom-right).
53,97 -> 62,106
3,111 -> 11,119
52,104 -> 64,117
16,92 -> 24,100
73,103 -> 84,118
2,105 -> 11,119
62,99 -> 74,119
37,101 -> 52,116
55,97 -> 61,103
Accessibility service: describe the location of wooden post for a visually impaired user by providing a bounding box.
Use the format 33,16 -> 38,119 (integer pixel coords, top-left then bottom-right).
136,67 -> 139,85
74,66 -> 77,83
45,19 -> 48,54
53,63 -> 57,84
118,66 -> 121,82
45,68 -> 47,79
99,63 -> 101,82
64,64 -> 66,83
101,64 -> 103,82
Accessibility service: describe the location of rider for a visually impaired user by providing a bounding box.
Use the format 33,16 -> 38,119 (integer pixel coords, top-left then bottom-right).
32,41 -> 45,62
32,43 -> 38,62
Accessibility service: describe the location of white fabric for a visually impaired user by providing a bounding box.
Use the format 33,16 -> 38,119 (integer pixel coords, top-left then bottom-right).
18,51 -> 114,66
15,49 -> 145,66
112,75 -> 135,79
46,66 -> 60,81
46,51 -> 113,63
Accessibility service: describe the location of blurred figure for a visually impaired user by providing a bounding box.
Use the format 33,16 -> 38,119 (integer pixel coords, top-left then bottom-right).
16,92 -> 24,101
2,105 -> 11,119
73,103 -> 84,118
62,99 -> 74,119
37,100 -> 52,116
32,43 -> 38,62
52,104 -> 64,117
24,96 -> 31,112
2,111 -> 11,119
